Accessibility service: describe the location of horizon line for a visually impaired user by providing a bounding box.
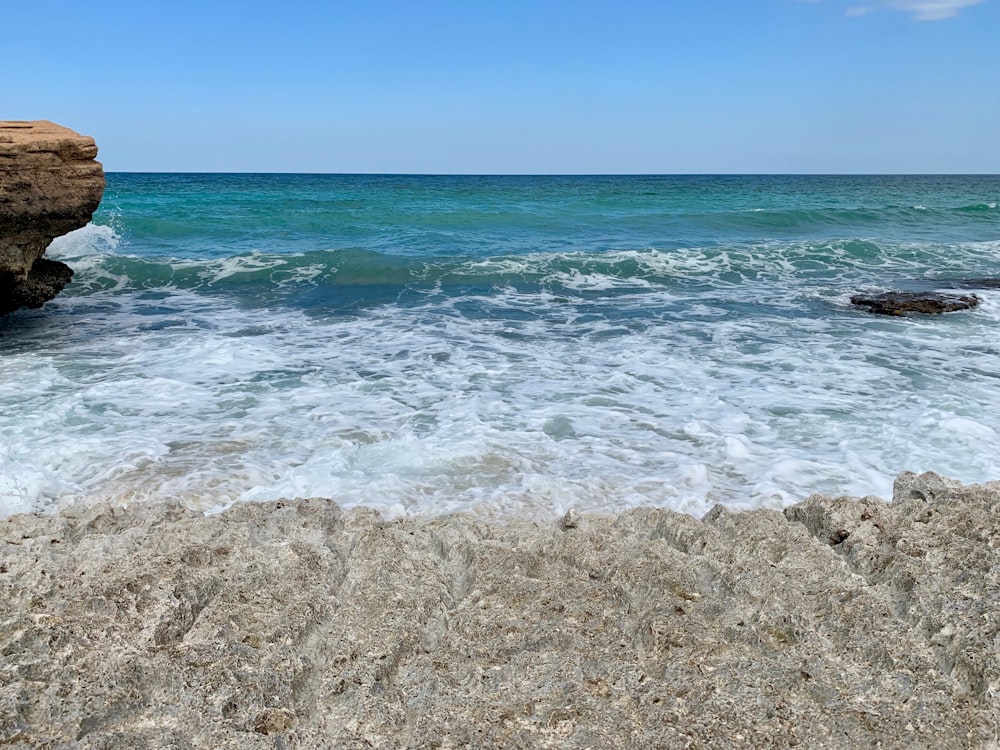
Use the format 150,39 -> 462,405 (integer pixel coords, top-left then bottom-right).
102,171 -> 1000,177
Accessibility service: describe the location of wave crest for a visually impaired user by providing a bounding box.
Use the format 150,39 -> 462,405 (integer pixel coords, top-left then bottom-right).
46,223 -> 122,259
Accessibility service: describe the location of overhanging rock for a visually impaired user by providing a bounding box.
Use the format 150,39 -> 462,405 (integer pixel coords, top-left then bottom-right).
0,120 -> 105,315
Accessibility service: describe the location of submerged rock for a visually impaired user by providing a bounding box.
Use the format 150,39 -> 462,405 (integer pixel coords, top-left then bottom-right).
0,120 -> 105,315
850,290 -> 980,315
1,472 -> 998,747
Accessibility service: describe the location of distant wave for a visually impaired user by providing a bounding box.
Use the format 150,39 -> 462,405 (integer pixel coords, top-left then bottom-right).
105,202 -> 1000,242
956,202 -> 999,212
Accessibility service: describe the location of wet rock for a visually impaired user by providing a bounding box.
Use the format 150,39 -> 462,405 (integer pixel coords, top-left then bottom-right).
0,474 -> 998,747
0,258 -> 74,315
0,120 -> 105,314
850,291 -> 980,315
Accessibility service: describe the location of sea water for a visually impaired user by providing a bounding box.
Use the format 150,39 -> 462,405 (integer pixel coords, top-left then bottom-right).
1,174 -> 999,519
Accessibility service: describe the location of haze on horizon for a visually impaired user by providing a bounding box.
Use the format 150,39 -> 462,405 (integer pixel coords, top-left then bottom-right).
7,0 -> 997,174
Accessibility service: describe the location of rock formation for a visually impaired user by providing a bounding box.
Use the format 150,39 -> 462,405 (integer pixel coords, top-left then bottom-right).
0,120 -> 105,315
1,472 -> 998,747
850,290 -> 981,316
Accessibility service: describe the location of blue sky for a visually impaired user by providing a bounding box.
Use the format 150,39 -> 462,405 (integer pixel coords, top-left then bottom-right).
7,0 -> 997,173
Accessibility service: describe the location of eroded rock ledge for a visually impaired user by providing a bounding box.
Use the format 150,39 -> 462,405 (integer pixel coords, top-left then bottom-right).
1,472 -> 998,748
0,120 -> 105,315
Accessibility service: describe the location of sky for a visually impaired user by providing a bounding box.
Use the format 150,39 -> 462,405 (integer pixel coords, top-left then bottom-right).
6,0 -> 998,173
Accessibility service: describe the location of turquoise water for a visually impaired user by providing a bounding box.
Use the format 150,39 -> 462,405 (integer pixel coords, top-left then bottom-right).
2,174 -> 999,518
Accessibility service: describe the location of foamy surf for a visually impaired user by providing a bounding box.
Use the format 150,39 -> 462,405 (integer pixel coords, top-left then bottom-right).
45,222 -> 121,259
2,174 -> 999,520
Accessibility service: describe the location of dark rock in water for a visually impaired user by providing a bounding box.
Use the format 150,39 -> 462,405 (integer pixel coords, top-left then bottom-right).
0,120 -> 104,314
0,258 -> 74,315
850,291 -> 980,316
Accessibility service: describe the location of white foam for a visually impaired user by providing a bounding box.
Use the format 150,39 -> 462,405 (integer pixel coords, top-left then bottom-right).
46,223 -> 121,259
5,241 -> 1000,520
171,252 -> 289,285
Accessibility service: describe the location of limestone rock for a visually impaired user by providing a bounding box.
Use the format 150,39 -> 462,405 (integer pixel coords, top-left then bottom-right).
0,474 -> 998,747
850,291 -> 980,315
0,120 -> 105,314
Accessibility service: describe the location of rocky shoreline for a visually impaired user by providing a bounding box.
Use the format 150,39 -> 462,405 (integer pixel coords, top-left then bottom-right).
1,471 -> 997,748
2,125 -> 997,746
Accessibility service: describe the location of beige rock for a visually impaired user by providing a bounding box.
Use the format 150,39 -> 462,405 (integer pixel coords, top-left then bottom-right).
0,473 -> 998,748
0,120 -> 105,314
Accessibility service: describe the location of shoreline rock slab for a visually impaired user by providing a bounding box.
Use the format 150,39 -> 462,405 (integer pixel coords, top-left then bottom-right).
1,472 -> 998,748
0,120 -> 105,315
850,291 -> 981,316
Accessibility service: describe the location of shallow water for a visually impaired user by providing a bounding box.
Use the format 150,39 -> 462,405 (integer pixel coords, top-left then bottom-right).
2,174 -> 999,518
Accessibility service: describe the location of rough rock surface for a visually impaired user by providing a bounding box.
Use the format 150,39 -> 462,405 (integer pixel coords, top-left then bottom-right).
1,472 -> 998,748
850,291 -> 981,316
0,120 -> 105,315
0,258 -> 75,313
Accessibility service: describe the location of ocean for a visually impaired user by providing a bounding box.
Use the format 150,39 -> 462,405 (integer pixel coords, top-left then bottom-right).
2,174 -> 999,519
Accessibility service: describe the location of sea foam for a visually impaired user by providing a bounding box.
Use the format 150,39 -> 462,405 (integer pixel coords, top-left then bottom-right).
5,244 -> 1000,520
3,175 -> 1000,520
